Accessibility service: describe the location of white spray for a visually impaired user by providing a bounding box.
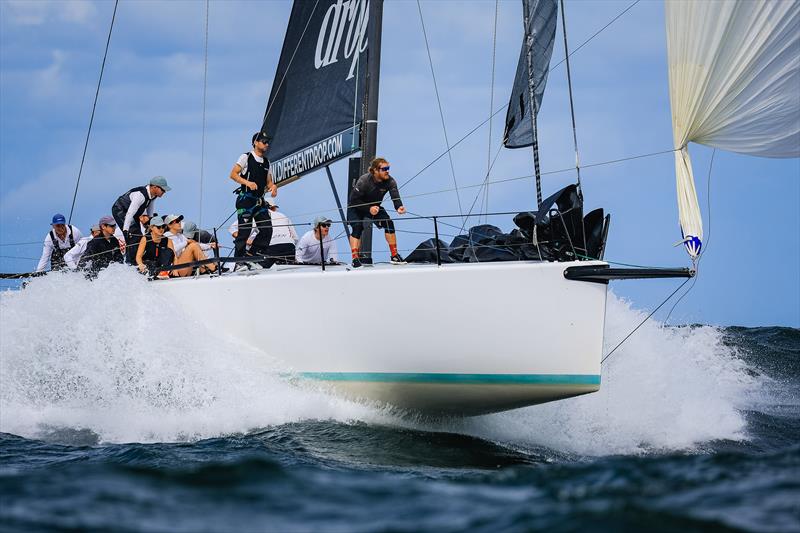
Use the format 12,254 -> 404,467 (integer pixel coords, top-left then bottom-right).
0,269 -> 761,454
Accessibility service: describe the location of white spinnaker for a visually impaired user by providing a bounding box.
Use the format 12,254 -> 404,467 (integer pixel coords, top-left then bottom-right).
665,0 -> 800,258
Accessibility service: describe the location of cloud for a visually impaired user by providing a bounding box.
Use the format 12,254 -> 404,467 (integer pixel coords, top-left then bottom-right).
2,0 -> 96,26
31,50 -> 68,98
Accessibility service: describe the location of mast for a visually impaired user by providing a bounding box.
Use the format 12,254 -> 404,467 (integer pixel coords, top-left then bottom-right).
360,0 -> 383,176
522,0 -> 543,207
357,0 -> 384,263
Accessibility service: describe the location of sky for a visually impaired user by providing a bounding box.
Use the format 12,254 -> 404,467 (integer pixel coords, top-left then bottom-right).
0,0 -> 798,327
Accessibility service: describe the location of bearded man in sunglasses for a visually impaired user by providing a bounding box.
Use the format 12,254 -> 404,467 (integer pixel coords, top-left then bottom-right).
347,157 -> 406,268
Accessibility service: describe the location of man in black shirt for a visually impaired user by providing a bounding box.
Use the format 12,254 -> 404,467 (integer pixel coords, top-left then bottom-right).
229,131 -> 278,266
79,216 -> 124,274
347,157 -> 406,267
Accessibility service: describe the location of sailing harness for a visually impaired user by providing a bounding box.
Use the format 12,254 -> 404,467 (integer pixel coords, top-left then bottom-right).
49,227 -> 77,270
234,152 -> 272,216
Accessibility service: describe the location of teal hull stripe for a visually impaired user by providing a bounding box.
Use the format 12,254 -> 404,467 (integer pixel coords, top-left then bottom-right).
298,372 -> 601,385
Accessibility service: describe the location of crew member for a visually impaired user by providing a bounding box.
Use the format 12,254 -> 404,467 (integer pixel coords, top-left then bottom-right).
229,131 -> 277,264
135,215 -> 175,279
228,220 -> 258,252
78,216 -> 124,274
123,212 -> 152,264
164,214 -> 216,277
64,224 -> 101,269
264,199 -> 298,264
347,157 -> 406,267
296,216 -> 339,264
111,176 -> 171,259
36,213 -> 84,272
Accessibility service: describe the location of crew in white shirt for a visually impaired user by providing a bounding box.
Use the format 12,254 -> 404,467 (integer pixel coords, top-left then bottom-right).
164,214 -> 217,277
111,176 -> 170,256
36,213 -> 85,272
296,216 -> 339,264
265,199 -> 298,264
228,220 -> 259,252
64,225 -> 101,269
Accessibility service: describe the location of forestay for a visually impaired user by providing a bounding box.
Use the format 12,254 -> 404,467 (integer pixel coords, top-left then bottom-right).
503,0 -> 558,148
263,0 -> 370,186
666,0 -> 800,258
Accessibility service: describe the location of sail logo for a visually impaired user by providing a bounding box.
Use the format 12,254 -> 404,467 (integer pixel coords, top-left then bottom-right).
315,0 -> 368,81
272,130 -> 353,184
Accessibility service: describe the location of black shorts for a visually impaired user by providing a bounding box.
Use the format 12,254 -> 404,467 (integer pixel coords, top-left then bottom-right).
348,207 -> 395,239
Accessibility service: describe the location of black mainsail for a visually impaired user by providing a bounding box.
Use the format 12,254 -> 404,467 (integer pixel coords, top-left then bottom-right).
263,0 -> 370,186
502,0 -> 558,149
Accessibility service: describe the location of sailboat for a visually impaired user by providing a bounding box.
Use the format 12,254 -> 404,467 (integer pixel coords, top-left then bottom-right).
11,0 -> 798,416
154,0 -> 798,416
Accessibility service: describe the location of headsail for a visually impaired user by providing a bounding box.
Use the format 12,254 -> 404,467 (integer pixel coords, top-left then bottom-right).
263,0 -> 370,186
503,0 -> 558,148
666,0 -> 800,258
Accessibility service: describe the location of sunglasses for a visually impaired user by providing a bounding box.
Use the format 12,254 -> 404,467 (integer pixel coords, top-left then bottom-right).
152,224 -> 167,230
319,223 -> 331,228
379,166 -> 390,172
103,223 -> 116,228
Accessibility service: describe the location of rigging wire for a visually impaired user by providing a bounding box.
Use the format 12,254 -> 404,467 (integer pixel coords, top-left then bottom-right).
601,277 -> 692,365
67,0 -> 119,225
559,0 -> 582,193
550,0 -> 641,73
416,0 -> 465,221
484,0 -> 500,224
199,0 -> 210,227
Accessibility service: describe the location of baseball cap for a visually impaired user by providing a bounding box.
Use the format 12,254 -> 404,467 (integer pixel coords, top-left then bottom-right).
149,176 -> 171,191
164,214 -> 184,226
252,131 -> 272,144
90,224 -> 101,232
98,215 -> 116,226
149,215 -> 166,227
313,215 -> 332,227
182,221 -> 198,239
51,213 -> 66,225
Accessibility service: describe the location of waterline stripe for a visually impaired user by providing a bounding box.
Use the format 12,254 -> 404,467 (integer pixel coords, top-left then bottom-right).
298,372 -> 601,385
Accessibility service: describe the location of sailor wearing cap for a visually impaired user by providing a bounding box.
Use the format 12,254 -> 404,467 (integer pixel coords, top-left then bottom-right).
229,131 -> 278,264
182,220 -> 217,254
164,214 -> 217,277
135,215 -> 175,279
36,213 -> 85,272
111,176 -> 171,260
264,199 -> 298,264
295,216 -> 339,264
64,224 -> 102,269
78,216 -> 124,273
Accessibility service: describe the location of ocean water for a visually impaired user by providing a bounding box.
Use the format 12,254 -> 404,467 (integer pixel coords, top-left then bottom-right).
1,267 -> 798,532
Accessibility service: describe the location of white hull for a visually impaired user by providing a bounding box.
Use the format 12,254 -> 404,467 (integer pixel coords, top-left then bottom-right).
156,260 -> 608,416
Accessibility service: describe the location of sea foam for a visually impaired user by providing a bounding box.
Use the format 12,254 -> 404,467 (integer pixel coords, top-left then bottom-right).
0,268 -> 761,454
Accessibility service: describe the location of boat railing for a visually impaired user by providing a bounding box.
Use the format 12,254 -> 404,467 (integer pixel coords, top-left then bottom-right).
0,206 -> 599,280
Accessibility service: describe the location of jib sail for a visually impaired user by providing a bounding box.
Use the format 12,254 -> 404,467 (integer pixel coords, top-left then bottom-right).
503,0 -> 558,149
262,0 -> 370,186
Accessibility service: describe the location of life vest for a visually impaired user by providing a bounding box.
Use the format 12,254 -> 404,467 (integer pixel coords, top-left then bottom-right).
141,236 -> 169,262
240,152 -> 271,197
49,226 -> 76,270
112,186 -> 152,228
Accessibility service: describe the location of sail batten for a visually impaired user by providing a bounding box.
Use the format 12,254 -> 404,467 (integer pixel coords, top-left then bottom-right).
263,0 -> 370,186
503,0 -> 558,149
666,0 -> 800,258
